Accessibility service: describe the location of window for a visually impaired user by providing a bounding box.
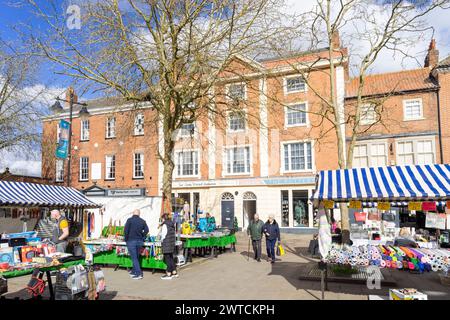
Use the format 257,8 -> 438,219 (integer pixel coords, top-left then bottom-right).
80,120 -> 90,141
403,99 -> 423,121
180,122 -> 195,137
283,142 -> 313,172
285,103 -> 307,126
225,146 -> 251,174
353,142 -> 387,167
176,151 -> 199,177
293,190 -> 309,227
397,139 -> 435,165
133,153 -> 144,178
56,160 -> 64,182
228,112 -> 246,132
360,104 -> 377,125
285,76 -> 306,93
228,83 -> 246,100
79,157 -> 89,181
134,113 -> 144,135
105,155 -> 115,180
106,117 -> 116,138
281,190 -> 289,227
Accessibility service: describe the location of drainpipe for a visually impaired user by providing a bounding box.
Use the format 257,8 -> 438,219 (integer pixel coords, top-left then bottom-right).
436,89 -> 444,164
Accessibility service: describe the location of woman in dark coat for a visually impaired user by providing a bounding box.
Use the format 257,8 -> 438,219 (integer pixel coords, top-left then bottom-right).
263,214 -> 281,264
160,213 -> 177,280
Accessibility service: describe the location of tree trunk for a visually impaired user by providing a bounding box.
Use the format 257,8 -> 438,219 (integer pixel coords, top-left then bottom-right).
162,157 -> 174,215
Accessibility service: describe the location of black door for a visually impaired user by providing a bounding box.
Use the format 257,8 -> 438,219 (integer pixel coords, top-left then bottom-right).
221,200 -> 235,229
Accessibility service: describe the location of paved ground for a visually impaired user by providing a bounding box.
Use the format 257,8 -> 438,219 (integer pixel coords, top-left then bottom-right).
3,232 -> 450,300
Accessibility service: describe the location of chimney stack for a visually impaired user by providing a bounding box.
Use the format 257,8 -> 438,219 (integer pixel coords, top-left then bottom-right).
424,39 -> 439,68
331,30 -> 340,49
64,87 -> 78,109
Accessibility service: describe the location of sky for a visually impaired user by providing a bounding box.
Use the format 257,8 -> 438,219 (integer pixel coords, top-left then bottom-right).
0,0 -> 449,177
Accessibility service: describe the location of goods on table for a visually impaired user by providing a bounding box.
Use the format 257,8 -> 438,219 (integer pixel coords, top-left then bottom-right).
325,245 -> 450,273
389,288 -> 427,300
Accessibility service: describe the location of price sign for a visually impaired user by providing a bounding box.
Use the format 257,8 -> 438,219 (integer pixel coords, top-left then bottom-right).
349,200 -> 362,209
422,201 -> 437,212
408,202 -> 422,211
323,200 -> 335,209
377,202 -> 391,211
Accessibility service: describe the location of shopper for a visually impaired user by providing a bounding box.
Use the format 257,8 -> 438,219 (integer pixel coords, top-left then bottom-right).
263,214 -> 281,264
124,209 -> 149,280
247,213 -> 264,262
50,209 -> 69,253
160,213 -> 177,280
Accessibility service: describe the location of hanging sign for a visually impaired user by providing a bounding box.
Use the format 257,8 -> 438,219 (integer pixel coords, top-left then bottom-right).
408,202 -> 422,211
377,202 -> 391,211
349,200 -> 362,209
55,120 -> 70,159
446,201 -> 450,208
323,200 -> 335,209
422,201 -> 437,212
425,212 -> 446,230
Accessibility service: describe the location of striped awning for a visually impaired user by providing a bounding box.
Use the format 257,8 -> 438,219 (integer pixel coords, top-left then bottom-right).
312,164 -> 450,202
0,181 -> 100,208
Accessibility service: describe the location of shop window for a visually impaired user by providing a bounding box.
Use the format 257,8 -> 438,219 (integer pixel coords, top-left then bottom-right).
293,190 -> 309,227
281,190 -> 289,227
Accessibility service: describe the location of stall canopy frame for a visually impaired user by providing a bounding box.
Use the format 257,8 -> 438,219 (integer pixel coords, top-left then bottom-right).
312,164 -> 450,203
0,180 -> 100,208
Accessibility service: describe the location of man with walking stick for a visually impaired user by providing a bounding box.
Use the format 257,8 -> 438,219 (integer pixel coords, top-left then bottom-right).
247,213 -> 264,262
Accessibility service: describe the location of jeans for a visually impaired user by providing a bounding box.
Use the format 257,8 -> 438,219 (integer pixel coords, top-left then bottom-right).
266,239 -> 277,261
126,240 -> 144,276
164,253 -> 176,274
252,240 -> 262,260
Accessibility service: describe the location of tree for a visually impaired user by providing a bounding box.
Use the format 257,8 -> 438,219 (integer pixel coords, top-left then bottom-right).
266,0 -> 450,242
26,0 -> 287,211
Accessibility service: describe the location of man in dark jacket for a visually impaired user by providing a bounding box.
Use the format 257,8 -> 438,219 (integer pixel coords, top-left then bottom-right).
160,213 -> 177,280
247,213 -> 264,262
124,209 -> 149,280
263,214 -> 281,264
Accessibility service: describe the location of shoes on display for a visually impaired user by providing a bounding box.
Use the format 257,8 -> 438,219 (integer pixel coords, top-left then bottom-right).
131,275 -> 143,280
161,275 -> 173,280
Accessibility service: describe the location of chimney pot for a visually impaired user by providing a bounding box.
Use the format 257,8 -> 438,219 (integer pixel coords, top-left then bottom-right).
331,30 -> 340,49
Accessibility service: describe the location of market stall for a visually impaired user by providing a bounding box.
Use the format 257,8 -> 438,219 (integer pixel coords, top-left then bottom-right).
312,164 -> 450,275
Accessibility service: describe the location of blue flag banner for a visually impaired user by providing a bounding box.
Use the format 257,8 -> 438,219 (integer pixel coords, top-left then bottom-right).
55,120 -> 70,159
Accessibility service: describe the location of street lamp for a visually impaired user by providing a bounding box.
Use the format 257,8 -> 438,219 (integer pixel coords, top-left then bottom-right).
52,88 -> 88,187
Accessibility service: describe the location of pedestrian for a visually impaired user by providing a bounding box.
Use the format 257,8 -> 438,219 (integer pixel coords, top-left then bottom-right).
247,213 -> 264,262
124,209 -> 149,280
263,214 -> 281,264
160,213 -> 178,280
50,209 -> 69,253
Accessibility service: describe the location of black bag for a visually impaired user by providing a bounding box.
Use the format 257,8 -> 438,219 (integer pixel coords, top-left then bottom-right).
276,245 -> 280,256
382,212 -> 396,222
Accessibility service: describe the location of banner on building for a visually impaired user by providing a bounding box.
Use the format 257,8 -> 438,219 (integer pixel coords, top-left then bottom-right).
55,120 -> 70,159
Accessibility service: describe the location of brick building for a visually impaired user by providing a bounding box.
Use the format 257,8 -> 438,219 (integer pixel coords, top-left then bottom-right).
41,37 -> 450,232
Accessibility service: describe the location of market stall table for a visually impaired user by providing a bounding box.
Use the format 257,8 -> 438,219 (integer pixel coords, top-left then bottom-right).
181,234 -> 237,262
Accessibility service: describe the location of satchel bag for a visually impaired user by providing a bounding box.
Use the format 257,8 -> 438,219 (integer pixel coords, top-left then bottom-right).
367,211 -> 381,221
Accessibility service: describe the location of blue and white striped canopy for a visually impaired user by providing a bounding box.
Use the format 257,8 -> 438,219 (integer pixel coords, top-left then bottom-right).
312,164 -> 450,202
0,181 -> 100,208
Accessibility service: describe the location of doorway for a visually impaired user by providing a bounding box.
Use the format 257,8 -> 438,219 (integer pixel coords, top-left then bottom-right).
221,192 -> 235,229
243,192 -> 257,229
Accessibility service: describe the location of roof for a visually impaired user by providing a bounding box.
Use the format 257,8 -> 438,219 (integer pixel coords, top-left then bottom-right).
346,68 -> 438,98
312,164 -> 450,202
437,55 -> 450,68
0,181 -> 100,208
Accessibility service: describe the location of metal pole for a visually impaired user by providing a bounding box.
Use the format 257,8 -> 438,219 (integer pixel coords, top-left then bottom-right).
67,90 -> 73,188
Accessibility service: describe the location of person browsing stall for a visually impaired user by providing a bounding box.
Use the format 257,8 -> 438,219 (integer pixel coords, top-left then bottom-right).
50,209 -> 69,253
247,213 -> 264,262
160,213 -> 178,280
124,209 -> 149,280
263,214 -> 281,264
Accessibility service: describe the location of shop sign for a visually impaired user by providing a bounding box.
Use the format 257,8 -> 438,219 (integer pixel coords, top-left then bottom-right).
172,176 -> 316,188
349,200 -> 362,209
106,189 -> 145,197
323,200 -> 334,209
425,212 -> 446,230
408,202 -> 422,211
422,201 -> 437,212
377,202 -> 390,211
55,120 -> 70,159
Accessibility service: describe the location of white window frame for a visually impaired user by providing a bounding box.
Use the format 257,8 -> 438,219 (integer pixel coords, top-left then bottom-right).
352,140 -> 388,168
395,136 -> 436,165
80,120 -> 90,141
105,155 -> 116,180
227,110 -> 247,133
359,104 -> 377,126
284,102 -> 309,128
134,113 -> 145,136
179,121 -> 196,138
223,145 -> 253,176
79,157 -> 89,181
280,140 -> 315,174
403,98 -> 424,121
226,82 -> 247,101
283,74 -> 307,95
106,117 -> 116,138
133,152 -> 144,178
55,160 -> 64,182
175,149 -> 200,178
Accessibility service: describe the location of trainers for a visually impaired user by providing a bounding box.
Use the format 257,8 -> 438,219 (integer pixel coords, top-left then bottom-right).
257,259 -> 261,262
172,273 -> 179,278
131,275 -> 143,280
161,275 -> 173,280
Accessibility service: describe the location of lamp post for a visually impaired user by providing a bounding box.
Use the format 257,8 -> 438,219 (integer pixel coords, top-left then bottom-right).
51,88 -> 89,187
